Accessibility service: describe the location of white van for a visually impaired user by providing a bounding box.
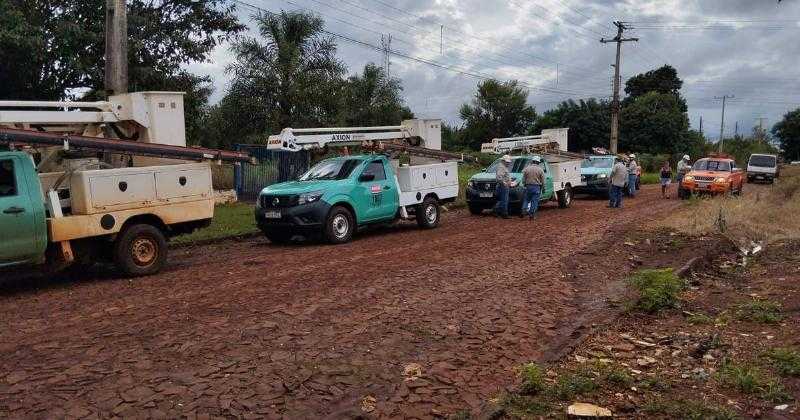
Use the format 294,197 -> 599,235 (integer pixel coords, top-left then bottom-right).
747,154 -> 779,183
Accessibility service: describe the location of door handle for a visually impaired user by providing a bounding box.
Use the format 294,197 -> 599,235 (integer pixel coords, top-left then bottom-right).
3,206 -> 25,214
383,186 -> 391,190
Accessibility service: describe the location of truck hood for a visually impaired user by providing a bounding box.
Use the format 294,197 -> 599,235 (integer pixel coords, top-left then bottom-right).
580,167 -> 611,176
469,172 -> 522,182
260,180 -> 341,195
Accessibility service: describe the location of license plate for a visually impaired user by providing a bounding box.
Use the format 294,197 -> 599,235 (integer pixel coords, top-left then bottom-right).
264,210 -> 281,219
756,175 -> 764,179
479,192 -> 494,198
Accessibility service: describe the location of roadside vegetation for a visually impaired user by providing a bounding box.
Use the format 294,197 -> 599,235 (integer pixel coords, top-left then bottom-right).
172,202 -> 258,245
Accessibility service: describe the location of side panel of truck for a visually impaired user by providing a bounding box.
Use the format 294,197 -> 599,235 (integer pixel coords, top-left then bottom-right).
352,159 -> 399,223
0,153 -> 47,266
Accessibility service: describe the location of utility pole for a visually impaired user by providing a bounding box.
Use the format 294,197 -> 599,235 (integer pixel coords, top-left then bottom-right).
715,95 -> 734,152
734,121 -> 739,137
600,21 -> 638,154
755,117 -> 768,142
699,116 -> 703,136
380,34 -> 392,77
104,0 -> 128,96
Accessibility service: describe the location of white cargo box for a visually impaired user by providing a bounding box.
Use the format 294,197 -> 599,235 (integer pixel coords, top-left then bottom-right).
547,156 -> 583,191
395,161 -> 459,207
68,163 -> 213,215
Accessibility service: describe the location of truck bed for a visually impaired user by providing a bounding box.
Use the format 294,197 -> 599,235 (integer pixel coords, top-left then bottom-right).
394,161 -> 459,206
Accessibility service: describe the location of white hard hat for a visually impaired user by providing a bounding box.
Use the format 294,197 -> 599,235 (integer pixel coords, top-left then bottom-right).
530,156 -> 541,163
683,154 -> 690,160
629,154 -> 636,159
502,154 -> 512,163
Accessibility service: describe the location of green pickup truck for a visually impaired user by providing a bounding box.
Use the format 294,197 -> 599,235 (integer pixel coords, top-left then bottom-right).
1,151 -> 215,276
465,154 -> 582,214
255,154 -> 459,244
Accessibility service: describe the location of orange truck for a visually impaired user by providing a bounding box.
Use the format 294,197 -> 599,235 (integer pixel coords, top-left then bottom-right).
679,155 -> 744,198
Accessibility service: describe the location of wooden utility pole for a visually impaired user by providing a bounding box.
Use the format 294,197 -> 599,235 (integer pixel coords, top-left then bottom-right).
715,95 -> 734,151
105,0 -> 128,96
755,117 -> 768,142
600,22 -> 637,154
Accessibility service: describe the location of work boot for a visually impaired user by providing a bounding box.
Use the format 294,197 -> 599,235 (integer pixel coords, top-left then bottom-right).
501,214 -> 511,219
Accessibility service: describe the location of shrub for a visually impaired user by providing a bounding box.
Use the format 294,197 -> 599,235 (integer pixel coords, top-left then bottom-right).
628,269 -> 685,313
735,299 -> 783,324
548,370 -> 598,400
518,363 -> 545,395
718,361 -> 792,402
687,312 -> 714,325
765,347 -> 800,377
643,398 -> 737,420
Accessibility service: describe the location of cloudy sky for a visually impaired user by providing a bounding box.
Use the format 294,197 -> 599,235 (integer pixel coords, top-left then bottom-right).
187,0 -> 800,141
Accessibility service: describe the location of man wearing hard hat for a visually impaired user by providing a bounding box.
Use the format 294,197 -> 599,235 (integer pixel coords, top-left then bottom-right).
493,155 -> 513,219
627,154 -> 639,198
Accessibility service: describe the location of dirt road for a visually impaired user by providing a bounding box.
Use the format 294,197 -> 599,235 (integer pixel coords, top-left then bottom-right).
0,186 -> 681,419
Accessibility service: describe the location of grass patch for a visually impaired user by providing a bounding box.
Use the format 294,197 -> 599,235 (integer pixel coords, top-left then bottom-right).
517,363 -> 546,395
172,202 -> 259,245
603,366 -> 634,386
627,269 -> 685,313
642,398 -> 738,420
498,394 -> 550,418
765,347 -> 800,376
640,172 -> 661,185
718,361 -> 792,403
687,312 -> 714,325
548,369 -> 598,400
453,164 -> 482,208
735,299 -> 783,324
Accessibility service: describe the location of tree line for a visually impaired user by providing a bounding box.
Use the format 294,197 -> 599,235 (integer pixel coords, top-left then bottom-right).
1,2 -> 797,161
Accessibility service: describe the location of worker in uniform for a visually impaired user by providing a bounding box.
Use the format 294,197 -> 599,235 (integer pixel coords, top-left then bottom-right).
520,157 -> 545,220
627,154 -> 639,198
676,154 -> 691,184
494,155 -> 512,219
609,157 -> 627,208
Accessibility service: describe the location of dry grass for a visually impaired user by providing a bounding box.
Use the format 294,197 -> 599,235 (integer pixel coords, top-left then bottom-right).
657,166 -> 800,246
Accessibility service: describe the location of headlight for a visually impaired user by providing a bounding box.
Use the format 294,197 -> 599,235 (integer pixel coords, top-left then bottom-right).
714,177 -> 728,184
598,173 -> 608,179
684,175 -> 694,182
467,180 -> 475,189
298,191 -> 324,205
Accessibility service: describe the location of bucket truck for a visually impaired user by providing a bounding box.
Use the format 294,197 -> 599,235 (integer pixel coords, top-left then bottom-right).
256,119 -> 463,244
467,128 -> 584,214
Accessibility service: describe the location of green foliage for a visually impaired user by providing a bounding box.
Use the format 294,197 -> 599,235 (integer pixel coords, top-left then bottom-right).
458,79 -> 537,150
627,269 -> 685,313
735,299 -> 783,324
518,363 -> 546,395
548,369 -> 598,400
624,65 -> 684,105
772,108 -> 800,161
534,98 -> 610,152
639,173 -> 660,185
720,136 -> 781,167
687,312 -> 714,325
718,361 -> 792,403
339,63 -> 413,126
765,348 -> 800,377
172,203 -> 259,244
620,92 -> 691,155
498,394 -> 550,417
603,366 -> 634,386
642,398 -> 738,420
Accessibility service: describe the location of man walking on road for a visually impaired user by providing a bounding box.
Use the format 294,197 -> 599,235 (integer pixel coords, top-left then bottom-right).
494,155 -> 513,219
521,157 -> 545,220
610,157 -> 627,208
627,154 -> 639,197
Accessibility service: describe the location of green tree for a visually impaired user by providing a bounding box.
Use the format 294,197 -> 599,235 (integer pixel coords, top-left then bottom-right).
534,98 -> 610,152
619,92 -> 690,155
218,11 -> 345,144
458,80 -> 537,150
624,65 -> 683,101
772,108 -> 800,161
339,63 -> 413,126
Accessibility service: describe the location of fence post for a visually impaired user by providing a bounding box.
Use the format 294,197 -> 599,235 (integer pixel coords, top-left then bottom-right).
234,144 -> 243,197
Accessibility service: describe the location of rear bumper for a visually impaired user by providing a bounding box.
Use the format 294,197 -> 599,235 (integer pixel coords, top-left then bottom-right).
747,172 -> 775,181
255,201 -> 331,231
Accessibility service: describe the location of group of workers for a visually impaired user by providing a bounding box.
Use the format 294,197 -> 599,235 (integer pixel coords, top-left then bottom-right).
491,153 -> 695,217
493,154 -> 545,219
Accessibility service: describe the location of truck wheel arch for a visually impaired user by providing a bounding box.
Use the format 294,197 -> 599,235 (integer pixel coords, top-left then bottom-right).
117,214 -> 168,237
327,201 -> 357,226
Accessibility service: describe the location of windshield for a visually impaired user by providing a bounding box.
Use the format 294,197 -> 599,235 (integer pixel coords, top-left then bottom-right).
693,159 -> 731,172
299,159 -> 362,181
582,157 -> 614,169
749,155 -> 776,167
487,158 -> 529,173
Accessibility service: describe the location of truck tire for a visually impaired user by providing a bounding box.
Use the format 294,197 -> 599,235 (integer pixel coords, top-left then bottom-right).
417,197 -> 440,229
263,228 -> 292,244
468,203 -> 484,215
557,185 -> 573,208
114,224 -> 167,277
324,206 -> 354,244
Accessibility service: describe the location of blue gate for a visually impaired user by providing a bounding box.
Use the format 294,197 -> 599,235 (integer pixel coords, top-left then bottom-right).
234,144 -> 310,201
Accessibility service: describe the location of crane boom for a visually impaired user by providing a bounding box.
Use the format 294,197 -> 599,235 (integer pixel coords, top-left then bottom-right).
267,119 -> 441,152
480,128 -> 569,154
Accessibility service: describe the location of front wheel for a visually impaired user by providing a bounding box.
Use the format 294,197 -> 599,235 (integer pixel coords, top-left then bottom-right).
468,203 -> 484,215
557,186 -> 573,208
114,224 -> 168,277
417,197 -> 440,229
324,206 -> 355,244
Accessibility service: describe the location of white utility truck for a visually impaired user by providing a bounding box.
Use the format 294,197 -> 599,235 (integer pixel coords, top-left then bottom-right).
256,120 -> 464,243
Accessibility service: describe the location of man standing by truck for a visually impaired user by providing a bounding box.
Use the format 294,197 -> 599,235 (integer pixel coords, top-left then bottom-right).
627,154 -> 639,198
494,155 -> 513,219
610,157 -> 627,208
677,155 -> 691,183
521,157 -> 545,220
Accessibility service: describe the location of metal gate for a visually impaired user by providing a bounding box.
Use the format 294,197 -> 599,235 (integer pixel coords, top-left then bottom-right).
234,144 -> 310,201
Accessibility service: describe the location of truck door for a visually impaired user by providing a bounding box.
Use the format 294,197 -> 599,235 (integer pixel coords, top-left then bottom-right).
0,156 -> 38,265
355,160 -> 398,222
541,161 -> 555,200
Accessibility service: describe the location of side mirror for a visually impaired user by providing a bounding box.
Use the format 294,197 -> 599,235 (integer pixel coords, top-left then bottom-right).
481,168 -> 487,172
359,173 -> 375,182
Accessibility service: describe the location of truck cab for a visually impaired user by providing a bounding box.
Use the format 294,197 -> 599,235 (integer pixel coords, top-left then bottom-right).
256,155 -> 456,244
465,154 -> 578,215
576,155 -> 615,196
680,157 -> 744,197
0,152 -> 47,268
747,154 -> 779,183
